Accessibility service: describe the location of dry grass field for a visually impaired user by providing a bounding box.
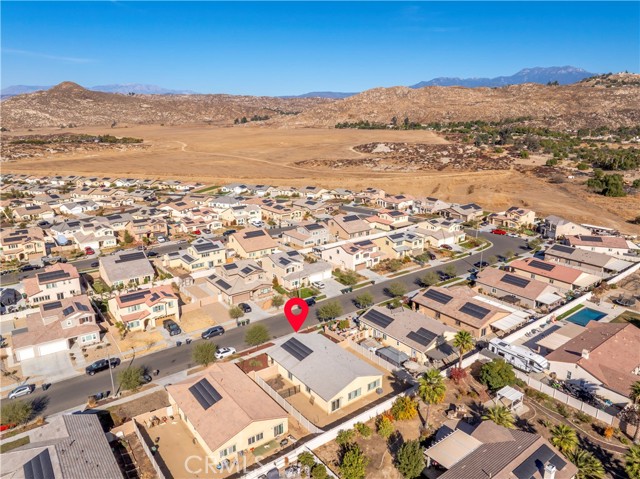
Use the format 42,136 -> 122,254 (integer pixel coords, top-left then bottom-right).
3,124 -> 638,233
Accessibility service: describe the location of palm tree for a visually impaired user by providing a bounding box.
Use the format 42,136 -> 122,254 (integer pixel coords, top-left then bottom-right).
631,381 -> 640,444
452,330 -> 474,369
567,449 -> 605,479
626,445 -> 640,479
481,405 -> 515,429
418,369 -> 446,428
550,424 -> 578,454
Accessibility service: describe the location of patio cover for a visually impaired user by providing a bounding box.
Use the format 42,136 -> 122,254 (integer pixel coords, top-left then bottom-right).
495,385 -> 524,409
537,292 -> 565,305
424,429 -> 482,469
375,346 -> 409,368
425,342 -> 456,361
536,322 -> 584,351
491,311 -> 529,332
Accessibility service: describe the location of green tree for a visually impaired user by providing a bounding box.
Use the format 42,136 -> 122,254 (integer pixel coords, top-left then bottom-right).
391,396 -> 418,421
479,359 -> 516,391
487,255 -> 498,265
311,463 -> 328,479
550,424 -> 578,454
336,428 -> 355,447
1,400 -> 33,425
376,415 -> 394,439
630,381 -> 640,444
118,366 -> 144,392
298,451 -> 316,469
354,422 -> 372,438
626,445 -> 640,479
387,281 -> 407,298
123,230 -> 134,244
418,369 -> 446,428
245,324 -> 270,346
452,330 -> 474,369
395,440 -> 425,479
339,444 -> 368,479
504,249 -> 514,260
192,342 -> 217,366
567,449 -> 605,479
355,292 -> 374,309
421,271 -> 439,287
443,263 -> 457,278
527,238 -> 541,250
482,405 -> 515,429
317,300 -> 343,321
271,294 -> 285,309
229,306 -> 244,320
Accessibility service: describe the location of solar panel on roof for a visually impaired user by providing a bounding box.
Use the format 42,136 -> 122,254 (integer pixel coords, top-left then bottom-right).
529,260 -> 555,272
362,309 -> 395,329
423,289 -> 453,305
62,306 -> 74,316
244,230 -> 266,238
116,252 -> 146,263
223,263 -> 238,270
120,291 -> 147,303
149,293 -> 160,302
216,279 -> 232,290
581,235 -> 603,243
42,301 -> 62,311
550,244 -> 575,254
23,448 -> 55,479
459,302 -> 491,319
306,223 -> 323,230
240,267 -> 254,274
407,328 -> 437,347
281,337 -> 313,361
76,302 -> 90,312
501,274 -> 531,289
189,378 -> 223,410
37,270 -> 70,282
343,215 -> 359,222
513,444 -> 567,479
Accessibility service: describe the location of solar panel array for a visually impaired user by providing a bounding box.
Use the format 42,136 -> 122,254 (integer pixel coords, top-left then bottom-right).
23,448 -> 55,479
459,302 -> 491,319
362,309 -> 395,328
76,302 -> 90,312
223,263 -> 238,270
407,328 -> 437,347
501,274 -> 531,289
281,337 -> 313,361
189,378 -> 223,411
581,235 -> 603,243
120,291 -> 147,303
240,267 -> 254,275
512,444 -> 567,479
115,252 -> 146,263
550,244 -> 575,254
216,279 -> 232,290
306,223 -> 323,231
42,301 -> 62,311
423,289 -> 453,305
343,215 -> 360,222
62,306 -> 75,316
37,270 -> 70,283
529,260 -> 555,272
244,230 -> 266,238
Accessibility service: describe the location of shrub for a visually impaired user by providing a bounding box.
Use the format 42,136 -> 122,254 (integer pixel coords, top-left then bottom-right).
298,451 -> 316,469
376,415 -> 394,439
395,440 -> 425,479
336,428 -> 355,447
1,400 -> 33,425
574,411 -> 591,424
354,422 -> 372,438
603,426 -> 614,440
391,396 -> 418,421
339,444 -> 368,479
555,403 -> 570,418
387,281 -> 407,298
271,294 -> 285,309
311,463 -> 328,479
229,306 -> 244,320
245,324 -> 270,346
479,359 -> 516,391
192,342 -> 217,366
118,366 -> 144,392
449,367 -> 467,385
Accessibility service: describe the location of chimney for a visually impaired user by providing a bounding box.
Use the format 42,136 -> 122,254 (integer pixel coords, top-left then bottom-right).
543,463 -> 557,479
581,349 -> 590,360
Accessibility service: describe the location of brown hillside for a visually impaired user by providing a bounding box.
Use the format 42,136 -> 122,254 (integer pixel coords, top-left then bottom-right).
0,82 -> 332,129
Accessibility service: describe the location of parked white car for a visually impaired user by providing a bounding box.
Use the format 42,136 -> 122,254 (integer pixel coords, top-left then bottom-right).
215,347 -> 237,360
312,281 -> 326,289
250,220 -> 265,228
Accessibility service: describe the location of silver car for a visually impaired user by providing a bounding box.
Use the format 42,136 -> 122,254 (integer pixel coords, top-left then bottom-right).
8,384 -> 35,399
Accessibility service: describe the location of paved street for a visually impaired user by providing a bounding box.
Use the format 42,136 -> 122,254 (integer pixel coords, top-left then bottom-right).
0,232 -> 527,415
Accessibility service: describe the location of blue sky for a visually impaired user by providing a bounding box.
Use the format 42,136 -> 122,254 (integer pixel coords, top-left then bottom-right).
2,2 -> 638,95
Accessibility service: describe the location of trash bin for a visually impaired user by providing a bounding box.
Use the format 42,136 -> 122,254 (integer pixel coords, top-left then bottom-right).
176,341 -> 182,347
185,338 -> 192,344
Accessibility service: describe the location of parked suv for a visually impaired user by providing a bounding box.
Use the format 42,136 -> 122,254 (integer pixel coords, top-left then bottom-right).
163,319 -> 182,336
85,358 -> 121,376
201,326 -> 225,339
238,303 -> 252,313
8,384 -> 35,399
222,229 -> 237,237
304,297 -> 316,307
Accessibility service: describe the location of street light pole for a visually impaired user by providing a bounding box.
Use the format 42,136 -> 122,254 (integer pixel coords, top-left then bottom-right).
106,344 -> 116,398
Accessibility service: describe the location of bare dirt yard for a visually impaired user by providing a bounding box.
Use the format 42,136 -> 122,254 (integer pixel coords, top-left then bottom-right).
3,124 -> 638,233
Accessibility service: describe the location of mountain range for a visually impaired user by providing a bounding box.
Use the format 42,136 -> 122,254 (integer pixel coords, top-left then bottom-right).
1,66 -> 599,99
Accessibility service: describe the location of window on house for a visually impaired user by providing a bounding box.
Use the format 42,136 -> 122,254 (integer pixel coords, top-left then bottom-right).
367,379 -> 380,391
153,305 -> 163,313
248,433 -> 264,445
273,423 -> 284,437
331,399 -> 341,412
128,304 -> 141,312
288,371 -> 293,381
219,445 -> 236,458
348,388 -> 361,401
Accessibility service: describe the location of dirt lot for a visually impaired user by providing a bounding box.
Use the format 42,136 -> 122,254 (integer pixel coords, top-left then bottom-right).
3,124 -> 638,233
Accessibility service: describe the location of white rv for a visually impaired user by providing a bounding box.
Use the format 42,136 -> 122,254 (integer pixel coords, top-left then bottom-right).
488,338 -> 549,373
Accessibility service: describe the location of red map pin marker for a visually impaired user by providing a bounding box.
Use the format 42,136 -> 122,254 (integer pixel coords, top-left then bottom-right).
284,298 -> 309,332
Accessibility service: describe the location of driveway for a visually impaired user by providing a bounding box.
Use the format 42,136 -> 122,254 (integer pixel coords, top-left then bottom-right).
320,278 -> 347,299
358,268 -> 387,283
21,351 -> 76,382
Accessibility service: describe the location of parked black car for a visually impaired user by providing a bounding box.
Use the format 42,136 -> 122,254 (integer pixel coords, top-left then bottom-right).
147,251 -> 158,257
19,264 -> 40,272
222,229 -> 237,237
238,303 -> 252,313
304,297 -> 316,307
85,358 -> 121,376
163,319 -> 182,336
201,326 -> 225,339
474,261 -> 489,268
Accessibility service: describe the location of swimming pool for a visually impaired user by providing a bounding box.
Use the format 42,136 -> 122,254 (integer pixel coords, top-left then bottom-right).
565,308 -> 607,327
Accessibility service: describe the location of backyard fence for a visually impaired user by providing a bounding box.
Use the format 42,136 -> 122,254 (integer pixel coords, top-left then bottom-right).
132,420 -> 167,479
514,370 -> 618,426
345,338 -> 398,373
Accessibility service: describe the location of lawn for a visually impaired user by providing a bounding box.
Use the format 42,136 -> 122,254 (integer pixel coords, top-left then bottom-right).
611,310 -> 640,328
556,303 -> 585,320
333,269 -> 366,286
0,436 -> 30,453
288,287 -> 318,299
193,184 -> 219,193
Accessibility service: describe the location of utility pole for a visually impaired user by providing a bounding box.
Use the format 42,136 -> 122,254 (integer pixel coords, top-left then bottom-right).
106,344 -> 116,398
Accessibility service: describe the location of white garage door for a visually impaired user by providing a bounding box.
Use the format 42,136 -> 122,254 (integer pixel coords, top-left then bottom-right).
16,347 -> 35,361
309,269 -> 332,283
38,340 -> 68,356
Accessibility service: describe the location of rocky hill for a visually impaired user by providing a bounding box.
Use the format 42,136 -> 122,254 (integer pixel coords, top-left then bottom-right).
274,73 -> 640,130
0,82 -> 332,129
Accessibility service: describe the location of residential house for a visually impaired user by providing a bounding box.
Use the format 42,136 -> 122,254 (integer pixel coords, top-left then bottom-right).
376,194 -> 414,211
99,250 -> 155,288
413,197 -> 450,214
488,206 -> 536,230
266,334 -> 383,414
59,200 -> 100,216
539,215 -> 591,240
261,250 -> 332,290
215,204 -> 261,226
546,322 -> 640,405
220,183 -> 250,195
475,267 -> 564,310
424,420 -> 577,479
292,199 -> 332,217
12,204 -> 55,222
12,295 -> 100,361
566,235 -> 639,257
227,228 -> 279,259
281,222 -> 331,248
417,218 -> 466,247
163,237 -> 226,272
129,217 -> 168,242
321,239 -> 383,271
0,227 -> 47,263
167,363 -> 288,468
366,209 -> 411,231
360,306 -> 457,365
509,258 -> 601,292
104,213 -> 134,233
206,260 -> 272,305
373,231 -> 425,259
71,220 -> 117,251
544,244 -> 634,276
23,263 -> 82,305
1,415 -> 123,479
441,203 -> 483,222
355,187 -> 386,203
161,199 -> 197,218
412,286 -> 511,338
108,285 -> 179,332
257,200 -> 303,225
327,214 -> 371,240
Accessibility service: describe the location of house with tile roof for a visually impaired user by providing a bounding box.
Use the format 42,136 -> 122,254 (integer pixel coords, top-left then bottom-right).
327,214 -> 372,240
488,206 -> 536,230
546,322 -> 640,405
227,228 -> 279,259
540,215 -> 591,240
99,250 -> 155,287
544,244 -> 634,276
566,234 -> 639,257
206,259 -> 273,306
0,226 -> 47,263
321,239 -> 383,271
22,263 -> 82,305
108,285 -> 179,332
440,203 -> 483,222
281,222 -> 331,247
261,250 -> 332,290
509,258 -> 601,292
163,237 -> 227,272
373,231 -> 426,259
